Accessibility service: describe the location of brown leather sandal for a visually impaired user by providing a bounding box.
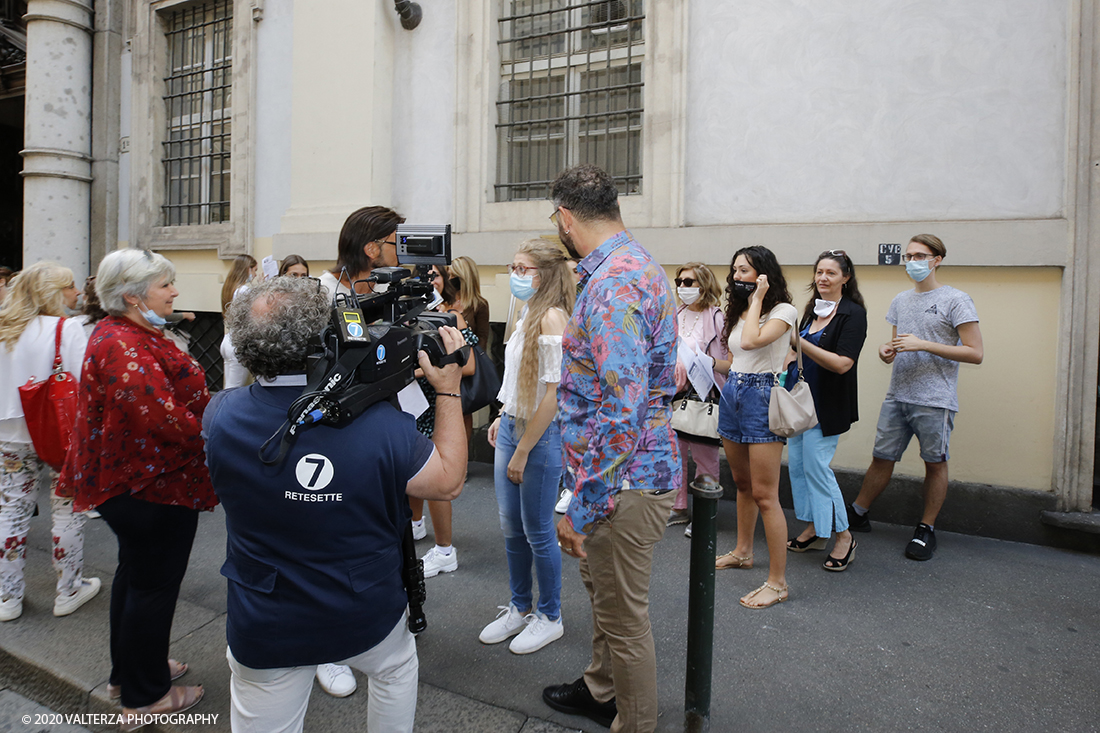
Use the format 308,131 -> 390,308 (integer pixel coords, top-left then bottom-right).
108,659 -> 187,700
120,685 -> 203,731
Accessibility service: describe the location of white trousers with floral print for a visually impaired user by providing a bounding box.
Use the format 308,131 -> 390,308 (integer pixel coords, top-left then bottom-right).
0,442 -> 86,603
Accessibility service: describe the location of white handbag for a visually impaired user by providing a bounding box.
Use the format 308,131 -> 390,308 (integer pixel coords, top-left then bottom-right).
768,328 -> 819,438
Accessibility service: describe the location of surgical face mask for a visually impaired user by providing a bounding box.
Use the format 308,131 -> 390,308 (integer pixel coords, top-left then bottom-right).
510,272 -> 537,301
678,287 -> 700,305
905,259 -> 933,282
139,300 -> 167,328
730,280 -> 757,299
813,299 -> 838,318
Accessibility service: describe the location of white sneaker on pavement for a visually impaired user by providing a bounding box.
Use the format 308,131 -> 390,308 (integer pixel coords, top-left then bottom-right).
479,604 -> 528,644
509,611 -> 564,655
0,596 -> 22,621
316,663 -> 357,697
554,489 -> 571,514
421,547 -> 458,578
411,519 -> 427,541
53,577 -> 101,617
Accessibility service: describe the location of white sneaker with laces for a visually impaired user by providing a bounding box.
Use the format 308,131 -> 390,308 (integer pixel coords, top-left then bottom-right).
479,604 -> 528,644
554,489 -> 571,514
421,547 -> 458,578
411,520 -> 427,541
509,611 -> 564,655
53,577 -> 101,617
316,663 -> 357,697
0,596 -> 22,622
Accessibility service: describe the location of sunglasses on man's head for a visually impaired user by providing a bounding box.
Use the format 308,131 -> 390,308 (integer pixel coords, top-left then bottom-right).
674,277 -> 696,287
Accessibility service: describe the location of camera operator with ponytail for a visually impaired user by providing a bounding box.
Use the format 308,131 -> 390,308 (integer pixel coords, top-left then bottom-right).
203,277 -> 467,733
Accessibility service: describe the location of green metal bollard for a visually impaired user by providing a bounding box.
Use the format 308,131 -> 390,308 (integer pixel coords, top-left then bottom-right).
684,473 -> 723,733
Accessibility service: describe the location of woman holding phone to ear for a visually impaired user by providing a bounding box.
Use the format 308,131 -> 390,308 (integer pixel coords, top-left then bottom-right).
713,246 -> 797,610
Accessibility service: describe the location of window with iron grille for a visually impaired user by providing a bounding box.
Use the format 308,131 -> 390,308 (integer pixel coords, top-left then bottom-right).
162,0 -> 232,226
496,0 -> 644,202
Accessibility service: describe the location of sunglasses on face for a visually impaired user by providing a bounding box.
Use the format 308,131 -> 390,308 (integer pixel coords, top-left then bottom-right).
674,277 -> 696,287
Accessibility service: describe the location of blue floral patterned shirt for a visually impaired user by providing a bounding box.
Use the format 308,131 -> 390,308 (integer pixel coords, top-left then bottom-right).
558,230 -> 681,534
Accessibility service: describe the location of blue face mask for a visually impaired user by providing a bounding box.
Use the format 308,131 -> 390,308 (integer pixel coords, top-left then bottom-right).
139,299 -> 167,328
510,272 -> 537,301
905,259 -> 933,283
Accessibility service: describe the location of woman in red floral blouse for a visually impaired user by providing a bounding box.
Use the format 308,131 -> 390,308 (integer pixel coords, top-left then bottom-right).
61,248 -> 215,721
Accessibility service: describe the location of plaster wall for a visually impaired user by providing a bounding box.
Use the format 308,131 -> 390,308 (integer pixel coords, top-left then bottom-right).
254,0 -> 293,239
684,0 -> 1069,225
391,0 -> 456,224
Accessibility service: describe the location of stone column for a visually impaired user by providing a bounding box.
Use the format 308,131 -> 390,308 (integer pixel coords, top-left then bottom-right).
21,0 -> 94,279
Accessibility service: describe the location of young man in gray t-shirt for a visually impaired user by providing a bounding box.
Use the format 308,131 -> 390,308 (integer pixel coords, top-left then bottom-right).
847,235 -> 983,561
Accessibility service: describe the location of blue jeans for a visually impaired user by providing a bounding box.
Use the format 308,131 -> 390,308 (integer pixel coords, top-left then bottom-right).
787,426 -> 848,537
493,413 -> 563,620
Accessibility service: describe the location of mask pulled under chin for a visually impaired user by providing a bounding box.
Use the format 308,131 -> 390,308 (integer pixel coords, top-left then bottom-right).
813,299 -> 838,318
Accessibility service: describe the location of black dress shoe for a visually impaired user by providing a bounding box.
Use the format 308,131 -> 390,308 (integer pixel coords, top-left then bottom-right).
542,677 -> 618,727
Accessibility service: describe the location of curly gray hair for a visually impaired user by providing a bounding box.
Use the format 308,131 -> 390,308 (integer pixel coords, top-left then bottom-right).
228,277 -> 329,379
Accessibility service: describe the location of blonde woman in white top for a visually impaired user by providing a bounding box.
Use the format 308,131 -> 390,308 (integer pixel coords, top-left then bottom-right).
480,239 -> 575,655
0,262 -> 100,621
714,246 -> 797,609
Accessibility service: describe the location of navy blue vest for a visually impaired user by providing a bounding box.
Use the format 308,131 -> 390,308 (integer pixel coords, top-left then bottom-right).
203,384 -> 432,669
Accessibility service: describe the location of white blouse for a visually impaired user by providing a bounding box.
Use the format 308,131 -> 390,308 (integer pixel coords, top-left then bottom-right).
497,309 -> 564,417
0,316 -> 88,444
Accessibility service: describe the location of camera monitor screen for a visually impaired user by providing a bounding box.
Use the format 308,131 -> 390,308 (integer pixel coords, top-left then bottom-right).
396,224 -> 451,266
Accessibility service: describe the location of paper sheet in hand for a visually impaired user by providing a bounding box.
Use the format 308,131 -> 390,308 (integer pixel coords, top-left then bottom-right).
398,381 -> 430,418
686,351 -> 715,398
261,255 -> 279,279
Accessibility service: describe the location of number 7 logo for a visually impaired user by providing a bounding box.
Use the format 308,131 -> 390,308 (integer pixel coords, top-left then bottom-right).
294,453 -> 334,490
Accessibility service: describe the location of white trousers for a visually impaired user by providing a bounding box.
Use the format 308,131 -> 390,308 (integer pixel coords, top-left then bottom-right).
227,614 -> 418,733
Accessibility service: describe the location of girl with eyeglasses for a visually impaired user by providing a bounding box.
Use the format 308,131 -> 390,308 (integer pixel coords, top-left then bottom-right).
480,239 -> 575,654
714,246 -> 796,610
667,263 -> 730,536
784,251 -> 867,571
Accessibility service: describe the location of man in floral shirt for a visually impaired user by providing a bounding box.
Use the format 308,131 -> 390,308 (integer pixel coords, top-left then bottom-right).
543,165 -> 680,733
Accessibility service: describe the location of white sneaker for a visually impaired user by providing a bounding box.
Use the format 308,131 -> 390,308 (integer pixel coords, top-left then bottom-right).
0,596 -> 22,622
421,547 -> 458,578
83,509 -> 101,519
509,611 -> 564,655
411,520 -> 427,541
554,489 -> 571,514
53,577 -> 101,617
315,663 -> 357,697
479,604 -> 528,644
684,522 -> 692,538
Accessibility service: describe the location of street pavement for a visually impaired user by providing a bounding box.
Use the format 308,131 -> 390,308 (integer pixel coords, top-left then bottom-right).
1,460 -> 1099,732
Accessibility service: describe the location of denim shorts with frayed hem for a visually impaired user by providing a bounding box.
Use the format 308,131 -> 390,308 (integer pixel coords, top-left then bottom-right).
871,397 -> 955,463
717,371 -> 785,444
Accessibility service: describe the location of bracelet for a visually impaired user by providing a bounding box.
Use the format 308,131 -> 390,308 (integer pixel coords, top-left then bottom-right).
436,392 -> 461,398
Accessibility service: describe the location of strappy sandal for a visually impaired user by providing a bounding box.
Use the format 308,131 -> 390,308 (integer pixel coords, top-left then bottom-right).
121,685 -> 203,731
787,535 -> 828,552
108,659 -> 187,700
715,551 -> 754,570
739,581 -> 789,609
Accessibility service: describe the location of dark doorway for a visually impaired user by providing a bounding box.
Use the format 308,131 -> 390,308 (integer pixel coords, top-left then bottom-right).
0,95 -> 22,272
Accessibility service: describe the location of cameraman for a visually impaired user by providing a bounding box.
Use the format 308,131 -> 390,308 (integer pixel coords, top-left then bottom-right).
203,277 -> 467,733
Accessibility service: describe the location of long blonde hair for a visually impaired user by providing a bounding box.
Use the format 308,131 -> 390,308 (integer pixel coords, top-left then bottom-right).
221,255 -> 257,315
514,239 -> 575,428
449,256 -> 489,327
0,262 -> 74,349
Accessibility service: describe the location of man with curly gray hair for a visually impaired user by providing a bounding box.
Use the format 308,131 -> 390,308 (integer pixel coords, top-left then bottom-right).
203,276 -> 468,733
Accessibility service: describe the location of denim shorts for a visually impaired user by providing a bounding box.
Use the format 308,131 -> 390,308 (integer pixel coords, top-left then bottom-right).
717,372 -> 784,444
871,398 -> 955,463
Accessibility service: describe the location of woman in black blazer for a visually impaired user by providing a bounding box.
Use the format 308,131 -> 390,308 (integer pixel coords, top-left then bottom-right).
784,250 -> 867,571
